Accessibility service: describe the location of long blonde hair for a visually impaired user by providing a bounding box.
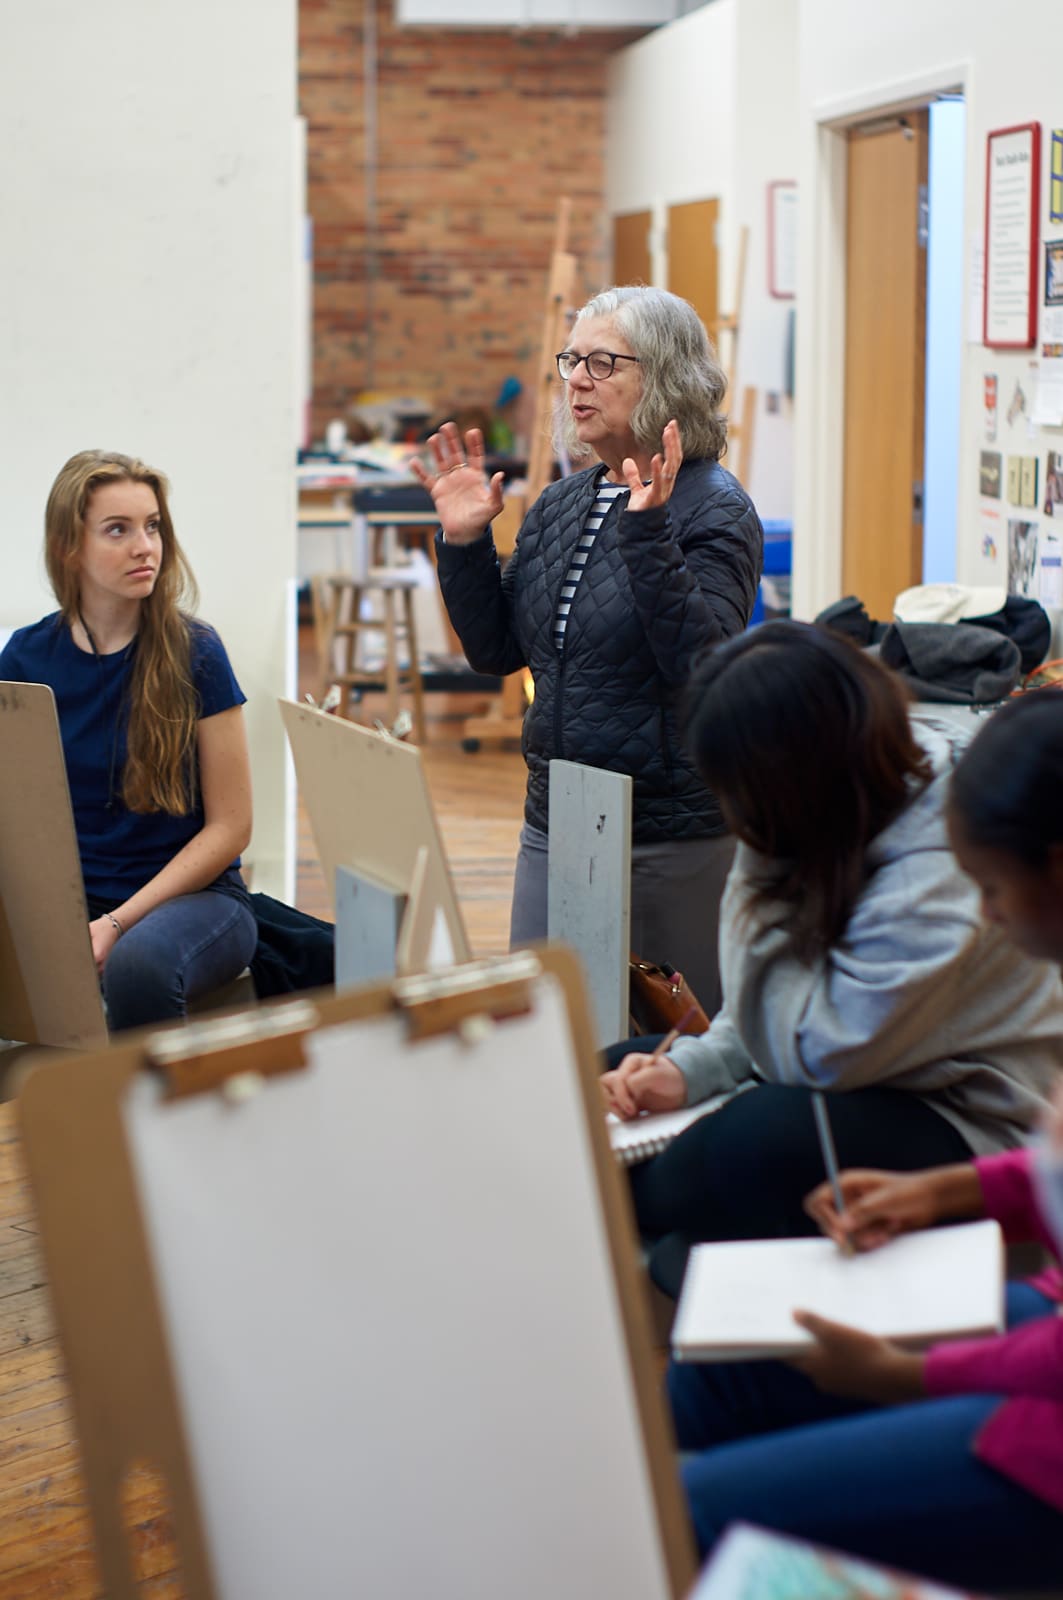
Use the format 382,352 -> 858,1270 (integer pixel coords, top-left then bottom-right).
45,450 -> 201,815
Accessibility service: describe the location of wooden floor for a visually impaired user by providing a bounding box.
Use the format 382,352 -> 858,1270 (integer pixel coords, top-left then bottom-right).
294,629 -> 527,957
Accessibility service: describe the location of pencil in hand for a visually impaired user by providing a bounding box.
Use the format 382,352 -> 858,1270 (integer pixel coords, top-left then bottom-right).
812,1090 -> 854,1256
648,1003 -> 700,1064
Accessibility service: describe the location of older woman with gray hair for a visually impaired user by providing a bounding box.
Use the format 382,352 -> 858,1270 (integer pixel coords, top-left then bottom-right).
412,285 -> 763,1008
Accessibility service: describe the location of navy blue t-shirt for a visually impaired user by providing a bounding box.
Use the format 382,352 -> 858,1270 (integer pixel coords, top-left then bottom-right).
0,612 -> 246,903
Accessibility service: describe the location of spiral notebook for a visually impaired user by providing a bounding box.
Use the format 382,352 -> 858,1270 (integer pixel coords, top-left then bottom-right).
607,1095 -> 733,1166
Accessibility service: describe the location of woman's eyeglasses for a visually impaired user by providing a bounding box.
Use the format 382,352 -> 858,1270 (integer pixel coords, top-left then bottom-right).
555,350 -> 641,381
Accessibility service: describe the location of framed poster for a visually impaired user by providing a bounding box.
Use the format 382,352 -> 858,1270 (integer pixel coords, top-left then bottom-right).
767,181 -> 797,299
984,123 -> 1041,348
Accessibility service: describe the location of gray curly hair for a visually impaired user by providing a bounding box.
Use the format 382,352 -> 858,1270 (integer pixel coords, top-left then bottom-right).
555,285 -> 728,463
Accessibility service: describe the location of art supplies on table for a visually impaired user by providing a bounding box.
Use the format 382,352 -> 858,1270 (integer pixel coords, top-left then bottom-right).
671,1219 -> 1004,1362
19,947 -> 696,1600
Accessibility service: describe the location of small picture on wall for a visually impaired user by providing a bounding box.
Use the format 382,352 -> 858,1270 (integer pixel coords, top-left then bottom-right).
1045,451 -> 1063,515
980,451 -> 1002,497
980,506 -> 1002,563
1008,518 -> 1040,597
1021,455 -> 1040,508
1047,240 -> 1063,305
1040,530 -> 1063,606
984,373 -> 998,441
1007,456 -> 1023,504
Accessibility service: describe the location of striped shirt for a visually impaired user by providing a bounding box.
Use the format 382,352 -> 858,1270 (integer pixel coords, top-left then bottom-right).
553,480 -> 626,653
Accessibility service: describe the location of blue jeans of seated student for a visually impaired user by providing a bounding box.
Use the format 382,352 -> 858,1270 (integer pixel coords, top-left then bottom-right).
670,1281 -> 1063,1591
88,872 -> 258,1032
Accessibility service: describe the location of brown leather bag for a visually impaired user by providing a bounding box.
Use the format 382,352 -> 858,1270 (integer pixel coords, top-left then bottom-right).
628,956 -> 710,1038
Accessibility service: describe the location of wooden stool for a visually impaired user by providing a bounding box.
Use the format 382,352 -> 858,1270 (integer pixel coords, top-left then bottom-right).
315,569 -> 426,742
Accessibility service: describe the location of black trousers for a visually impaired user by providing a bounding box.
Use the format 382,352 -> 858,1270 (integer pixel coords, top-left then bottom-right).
607,1037 -> 973,1297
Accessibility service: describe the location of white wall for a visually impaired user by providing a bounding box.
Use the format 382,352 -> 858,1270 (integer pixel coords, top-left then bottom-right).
732,0 -> 798,520
0,0 -> 299,896
605,0 -> 798,519
794,0 -> 1063,619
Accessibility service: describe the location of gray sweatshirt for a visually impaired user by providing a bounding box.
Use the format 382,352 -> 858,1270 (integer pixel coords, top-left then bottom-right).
668,720 -> 1063,1153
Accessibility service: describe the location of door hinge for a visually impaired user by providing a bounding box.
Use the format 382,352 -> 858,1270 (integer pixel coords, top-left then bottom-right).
912,480 -> 925,524
917,183 -> 929,249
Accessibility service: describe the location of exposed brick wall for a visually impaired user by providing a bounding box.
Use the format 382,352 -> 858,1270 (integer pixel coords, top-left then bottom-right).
300,0 -> 643,442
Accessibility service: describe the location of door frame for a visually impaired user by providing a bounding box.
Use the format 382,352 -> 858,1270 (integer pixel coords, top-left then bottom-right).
791,62 -> 970,621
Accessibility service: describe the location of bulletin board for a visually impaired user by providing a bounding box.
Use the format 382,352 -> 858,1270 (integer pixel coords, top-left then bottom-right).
984,122 -> 1041,349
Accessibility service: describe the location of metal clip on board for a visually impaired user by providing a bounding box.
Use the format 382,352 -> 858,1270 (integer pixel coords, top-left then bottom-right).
145,1001 -> 321,1100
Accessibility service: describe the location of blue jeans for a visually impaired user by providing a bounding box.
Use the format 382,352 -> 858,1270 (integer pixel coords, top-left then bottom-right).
91,876 -> 258,1031
669,1282 -> 1063,1591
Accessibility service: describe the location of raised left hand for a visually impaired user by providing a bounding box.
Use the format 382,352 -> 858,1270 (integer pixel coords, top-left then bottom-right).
622,419 -> 683,514
788,1310 -> 926,1404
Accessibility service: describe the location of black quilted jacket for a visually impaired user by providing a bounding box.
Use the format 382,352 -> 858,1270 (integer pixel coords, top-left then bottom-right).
435,457 -> 763,842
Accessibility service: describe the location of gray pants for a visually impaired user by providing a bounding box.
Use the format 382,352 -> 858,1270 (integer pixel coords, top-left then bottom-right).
509,820 -> 735,1016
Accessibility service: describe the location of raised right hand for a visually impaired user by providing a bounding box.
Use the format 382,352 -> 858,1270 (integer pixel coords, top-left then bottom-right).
600,1052 -> 687,1121
409,422 -> 505,545
804,1164 -> 983,1253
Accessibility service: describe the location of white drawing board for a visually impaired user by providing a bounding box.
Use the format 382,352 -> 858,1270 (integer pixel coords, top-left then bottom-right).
0,680 -> 107,1047
279,697 -> 471,966
20,950 -> 694,1599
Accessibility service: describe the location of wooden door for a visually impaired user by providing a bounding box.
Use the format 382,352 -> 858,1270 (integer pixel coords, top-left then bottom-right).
666,199 -> 719,342
842,113 -> 928,618
612,210 -> 652,286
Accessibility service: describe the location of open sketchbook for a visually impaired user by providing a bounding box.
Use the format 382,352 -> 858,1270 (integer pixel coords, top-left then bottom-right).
608,1101 -> 724,1165
607,1085 -> 751,1166
672,1219 -> 1004,1362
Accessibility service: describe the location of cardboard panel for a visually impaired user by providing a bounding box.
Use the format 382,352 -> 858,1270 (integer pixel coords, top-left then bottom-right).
0,682 -> 106,1048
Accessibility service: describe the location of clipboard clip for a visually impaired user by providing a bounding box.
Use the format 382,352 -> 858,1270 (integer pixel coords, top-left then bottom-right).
145,1000 -> 320,1100
393,951 -> 541,1043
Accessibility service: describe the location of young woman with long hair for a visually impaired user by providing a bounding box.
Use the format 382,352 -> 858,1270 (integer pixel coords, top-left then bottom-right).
0,450 -> 256,1029
601,621 -> 1063,1297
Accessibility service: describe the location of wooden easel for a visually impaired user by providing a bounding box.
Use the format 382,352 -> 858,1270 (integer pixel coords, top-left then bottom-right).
711,224 -> 757,489
461,198 -> 579,750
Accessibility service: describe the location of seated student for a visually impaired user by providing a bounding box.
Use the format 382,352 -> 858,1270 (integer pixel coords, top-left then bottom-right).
667,690 -> 1063,1592
0,450 -> 256,1030
601,622 -> 1063,1297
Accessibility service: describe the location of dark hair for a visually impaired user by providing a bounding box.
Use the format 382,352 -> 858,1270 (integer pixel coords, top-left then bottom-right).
949,691 -> 1063,865
684,620 -> 933,958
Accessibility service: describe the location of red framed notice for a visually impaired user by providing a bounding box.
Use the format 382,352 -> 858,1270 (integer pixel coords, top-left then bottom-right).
984,122 -> 1041,349
767,181 -> 797,299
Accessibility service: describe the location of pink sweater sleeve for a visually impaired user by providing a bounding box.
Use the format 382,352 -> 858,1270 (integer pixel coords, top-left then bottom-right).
926,1312 -> 1063,1403
975,1148 -> 1061,1257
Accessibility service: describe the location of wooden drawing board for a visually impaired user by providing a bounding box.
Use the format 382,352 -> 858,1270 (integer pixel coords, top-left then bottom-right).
19,947 -> 696,1599
279,697 -> 471,968
0,681 -> 107,1047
